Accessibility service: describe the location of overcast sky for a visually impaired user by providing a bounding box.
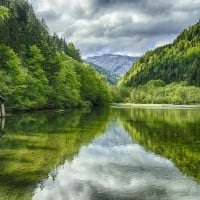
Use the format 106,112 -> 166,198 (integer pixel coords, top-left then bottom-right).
28,0 -> 200,57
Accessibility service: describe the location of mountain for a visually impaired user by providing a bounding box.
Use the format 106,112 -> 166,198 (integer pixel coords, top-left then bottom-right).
119,21 -> 200,87
85,61 -> 119,85
86,54 -> 139,76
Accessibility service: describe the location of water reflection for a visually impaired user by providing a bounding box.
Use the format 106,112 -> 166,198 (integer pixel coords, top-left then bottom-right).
118,108 -> 200,183
33,122 -> 200,200
0,108 -> 110,200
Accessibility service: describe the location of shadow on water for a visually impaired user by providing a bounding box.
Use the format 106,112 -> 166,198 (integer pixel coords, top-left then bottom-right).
0,107 -> 111,200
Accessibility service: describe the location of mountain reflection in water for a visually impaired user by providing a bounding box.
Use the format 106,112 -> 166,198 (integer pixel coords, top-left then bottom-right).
33,122 -> 200,200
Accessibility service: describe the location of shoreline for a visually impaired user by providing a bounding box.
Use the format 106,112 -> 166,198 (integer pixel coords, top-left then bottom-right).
111,103 -> 200,109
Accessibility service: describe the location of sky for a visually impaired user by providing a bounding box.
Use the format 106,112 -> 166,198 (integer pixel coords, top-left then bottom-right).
28,0 -> 200,58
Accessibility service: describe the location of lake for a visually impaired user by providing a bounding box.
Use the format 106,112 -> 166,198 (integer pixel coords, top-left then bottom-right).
0,107 -> 200,200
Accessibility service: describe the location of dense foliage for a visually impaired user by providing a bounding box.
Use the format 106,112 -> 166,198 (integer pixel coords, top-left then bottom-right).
0,0 -> 111,110
110,86 -> 130,103
127,80 -> 200,104
0,5 -> 9,19
119,21 -> 200,87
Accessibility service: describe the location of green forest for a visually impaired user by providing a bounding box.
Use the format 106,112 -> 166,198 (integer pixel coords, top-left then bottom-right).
119,21 -> 200,104
85,61 -> 119,85
0,0 -> 111,110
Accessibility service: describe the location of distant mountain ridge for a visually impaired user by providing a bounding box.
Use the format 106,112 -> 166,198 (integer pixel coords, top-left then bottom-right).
86,54 -> 139,76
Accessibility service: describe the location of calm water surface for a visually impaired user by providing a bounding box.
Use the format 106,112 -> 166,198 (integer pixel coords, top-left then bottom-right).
0,107 -> 200,200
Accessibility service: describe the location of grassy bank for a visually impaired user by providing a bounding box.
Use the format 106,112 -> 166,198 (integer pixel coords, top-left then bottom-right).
111,103 -> 200,109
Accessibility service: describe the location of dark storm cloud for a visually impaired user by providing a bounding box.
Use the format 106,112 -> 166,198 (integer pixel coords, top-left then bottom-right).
29,0 -> 200,57
88,0 -> 172,16
63,0 -> 172,20
93,0 -> 143,7
104,19 -> 188,38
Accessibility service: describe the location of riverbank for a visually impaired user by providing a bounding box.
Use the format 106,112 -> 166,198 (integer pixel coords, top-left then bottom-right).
111,103 -> 200,109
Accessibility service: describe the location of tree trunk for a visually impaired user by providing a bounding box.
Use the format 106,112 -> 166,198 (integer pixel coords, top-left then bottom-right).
0,104 -> 5,117
0,117 -> 5,130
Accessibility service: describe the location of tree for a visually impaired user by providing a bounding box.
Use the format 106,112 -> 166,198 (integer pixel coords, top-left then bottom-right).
48,53 -> 81,108
0,45 -> 27,109
0,5 -> 9,20
75,63 -> 111,106
24,45 -> 50,109
66,42 -> 82,62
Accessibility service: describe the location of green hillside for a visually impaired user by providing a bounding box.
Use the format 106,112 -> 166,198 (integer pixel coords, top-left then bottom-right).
0,1 -> 111,110
119,21 -> 200,87
85,61 -> 119,85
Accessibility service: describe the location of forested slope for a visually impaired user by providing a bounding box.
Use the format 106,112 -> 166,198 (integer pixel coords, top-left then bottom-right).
0,0 -> 111,110
119,21 -> 200,87
85,61 -> 119,85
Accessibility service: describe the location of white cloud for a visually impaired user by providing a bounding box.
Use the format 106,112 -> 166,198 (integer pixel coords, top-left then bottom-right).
28,0 -> 200,56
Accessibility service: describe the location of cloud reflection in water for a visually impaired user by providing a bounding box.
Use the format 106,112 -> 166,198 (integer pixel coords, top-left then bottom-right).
33,122 -> 200,200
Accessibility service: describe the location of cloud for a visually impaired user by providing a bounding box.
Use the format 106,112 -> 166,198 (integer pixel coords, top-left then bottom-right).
32,123 -> 200,200
28,0 -> 200,56
37,9 -> 61,21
